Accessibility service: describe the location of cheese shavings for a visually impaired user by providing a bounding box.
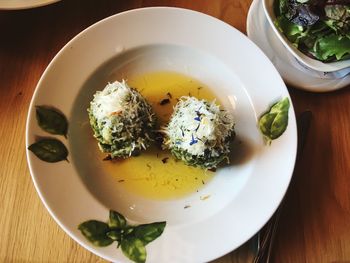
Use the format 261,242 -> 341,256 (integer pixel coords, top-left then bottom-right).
88,80 -> 156,158
164,96 -> 234,169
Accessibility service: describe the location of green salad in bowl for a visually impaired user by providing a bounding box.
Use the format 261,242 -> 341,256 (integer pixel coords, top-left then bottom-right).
274,0 -> 350,63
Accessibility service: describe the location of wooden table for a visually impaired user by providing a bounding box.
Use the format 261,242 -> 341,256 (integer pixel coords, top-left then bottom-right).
1,0 -> 349,262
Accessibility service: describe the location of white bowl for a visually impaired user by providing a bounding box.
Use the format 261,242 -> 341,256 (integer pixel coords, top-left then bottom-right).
263,0 -> 350,73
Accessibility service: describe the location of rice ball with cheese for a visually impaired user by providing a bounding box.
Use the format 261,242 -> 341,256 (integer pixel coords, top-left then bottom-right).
164,96 -> 234,169
88,80 -> 156,158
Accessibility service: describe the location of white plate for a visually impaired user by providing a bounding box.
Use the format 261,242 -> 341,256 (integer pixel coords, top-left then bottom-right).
263,0 -> 350,72
26,7 -> 297,263
0,0 -> 60,10
247,0 -> 350,92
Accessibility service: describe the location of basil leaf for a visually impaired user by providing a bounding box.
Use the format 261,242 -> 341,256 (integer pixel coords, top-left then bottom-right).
78,220 -> 113,247
106,230 -> 122,241
133,222 -> 166,245
78,210 -> 167,263
28,138 -> 68,162
107,227 -> 134,247
36,106 -> 68,137
259,113 -> 278,138
270,97 -> 290,113
259,97 -> 290,142
121,237 -> 146,263
109,210 -> 127,229
270,111 -> 289,139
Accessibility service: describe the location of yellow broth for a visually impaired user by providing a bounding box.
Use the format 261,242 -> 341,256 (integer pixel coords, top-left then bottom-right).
103,71 -> 218,200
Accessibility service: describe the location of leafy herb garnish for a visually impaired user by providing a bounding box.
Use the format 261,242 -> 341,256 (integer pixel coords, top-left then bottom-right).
108,210 -> 126,229
259,97 -> 290,144
121,237 -> 147,263
36,106 -> 68,137
78,220 -> 114,247
28,138 -> 68,162
133,222 -> 166,245
78,210 -> 166,263
29,105 -> 70,163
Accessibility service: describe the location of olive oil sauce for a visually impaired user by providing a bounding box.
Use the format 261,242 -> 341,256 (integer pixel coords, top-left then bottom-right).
103,71 -> 218,200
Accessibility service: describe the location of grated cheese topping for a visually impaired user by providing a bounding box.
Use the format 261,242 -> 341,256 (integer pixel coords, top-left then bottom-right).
88,80 -> 156,158
90,80 -> 130,122
165,96 -> 234,156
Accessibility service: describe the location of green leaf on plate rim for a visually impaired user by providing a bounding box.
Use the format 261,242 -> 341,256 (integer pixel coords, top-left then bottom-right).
133,222 -> 166,245
121,237 -> 147,263
28,138 -> 68,163
259,97 -> 290,143
78,220 -> 114,247
106,230 -> 122,242
109,210 -> 127,229
78,210 -> 166,263
36,105 -> 68,137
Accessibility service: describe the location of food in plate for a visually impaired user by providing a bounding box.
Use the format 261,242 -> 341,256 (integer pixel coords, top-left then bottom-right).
163,96 -> 235,169
88,80 -> 156,158
274,0 -> 350,62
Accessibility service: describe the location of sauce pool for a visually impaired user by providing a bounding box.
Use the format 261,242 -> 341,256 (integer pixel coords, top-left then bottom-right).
103,71 -> 218,200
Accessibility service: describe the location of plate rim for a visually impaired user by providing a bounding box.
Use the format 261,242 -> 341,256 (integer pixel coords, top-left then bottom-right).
0,0 -> 60,10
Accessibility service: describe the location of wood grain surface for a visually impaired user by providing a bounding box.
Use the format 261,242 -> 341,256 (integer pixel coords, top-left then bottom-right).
0,0 -> 349,262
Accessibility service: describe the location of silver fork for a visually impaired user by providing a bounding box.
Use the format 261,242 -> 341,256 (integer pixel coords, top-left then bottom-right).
252,110 -> 312,263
